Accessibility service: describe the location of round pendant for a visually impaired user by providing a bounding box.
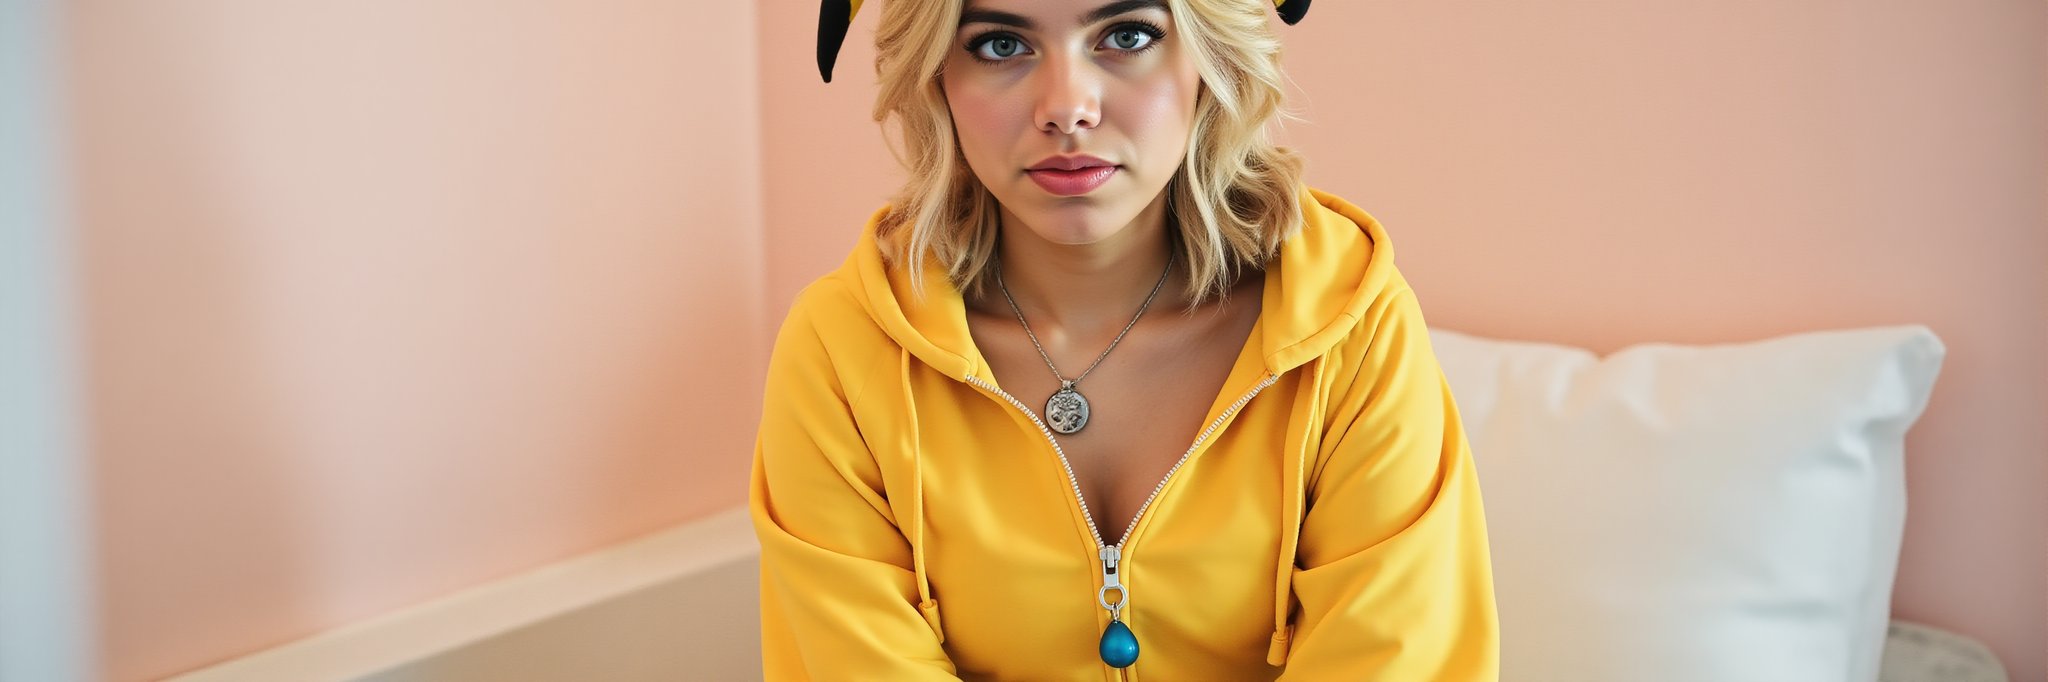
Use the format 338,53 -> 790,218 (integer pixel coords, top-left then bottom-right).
1045,384 -> 1090,434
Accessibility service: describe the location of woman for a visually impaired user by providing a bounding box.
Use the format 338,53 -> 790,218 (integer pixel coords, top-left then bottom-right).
751,0 -> 1498,678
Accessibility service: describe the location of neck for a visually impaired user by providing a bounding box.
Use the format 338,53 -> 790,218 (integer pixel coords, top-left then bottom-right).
991,195 -> 1188,337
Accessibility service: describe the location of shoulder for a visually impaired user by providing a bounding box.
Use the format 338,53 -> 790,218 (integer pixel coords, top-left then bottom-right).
1317,282 -> 1446,420
766,270 -> 901,404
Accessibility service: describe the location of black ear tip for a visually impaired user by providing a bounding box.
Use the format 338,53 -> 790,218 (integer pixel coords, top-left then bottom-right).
817,0 -> 853,83
1276,0 -> 1311,25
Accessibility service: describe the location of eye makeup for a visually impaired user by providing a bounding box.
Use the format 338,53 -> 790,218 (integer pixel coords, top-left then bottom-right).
962,19 -> 1168,65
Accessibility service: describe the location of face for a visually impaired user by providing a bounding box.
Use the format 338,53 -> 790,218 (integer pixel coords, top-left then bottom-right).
940,0 -> 1203,247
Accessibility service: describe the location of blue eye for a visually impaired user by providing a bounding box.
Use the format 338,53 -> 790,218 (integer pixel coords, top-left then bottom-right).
968,33 -> 1029,62
1105,28 -> 1152,51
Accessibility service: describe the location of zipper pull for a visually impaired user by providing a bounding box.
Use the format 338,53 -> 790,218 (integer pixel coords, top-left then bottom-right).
1097,545 -> 1125,618
1096,544 -> 1140,668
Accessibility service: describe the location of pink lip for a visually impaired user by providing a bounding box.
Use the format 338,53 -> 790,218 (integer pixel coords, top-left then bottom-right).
1027,166 -> 1118,196
1028,154 -> 1115,171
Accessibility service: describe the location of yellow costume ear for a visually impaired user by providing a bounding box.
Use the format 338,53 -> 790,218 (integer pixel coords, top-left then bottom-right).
817,0 -> 1311,83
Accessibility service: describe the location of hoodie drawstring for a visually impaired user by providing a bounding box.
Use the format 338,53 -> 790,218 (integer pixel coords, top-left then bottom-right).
1268,358 -> 1326,666
903,349 -> 945,643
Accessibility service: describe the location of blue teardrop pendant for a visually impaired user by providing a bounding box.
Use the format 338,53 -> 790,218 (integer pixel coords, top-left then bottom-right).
1099,619 -> 1139,668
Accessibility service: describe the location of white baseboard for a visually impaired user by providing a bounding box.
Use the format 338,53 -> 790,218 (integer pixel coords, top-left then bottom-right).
168,506 -> 760,682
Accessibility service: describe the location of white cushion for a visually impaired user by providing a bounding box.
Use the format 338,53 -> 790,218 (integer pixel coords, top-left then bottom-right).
1429,325 -> 1946,682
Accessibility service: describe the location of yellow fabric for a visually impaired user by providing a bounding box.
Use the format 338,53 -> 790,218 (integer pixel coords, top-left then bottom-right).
750,186 -> 1499,681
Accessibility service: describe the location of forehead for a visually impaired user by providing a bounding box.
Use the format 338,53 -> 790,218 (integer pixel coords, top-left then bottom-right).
957,0 -> 1171,29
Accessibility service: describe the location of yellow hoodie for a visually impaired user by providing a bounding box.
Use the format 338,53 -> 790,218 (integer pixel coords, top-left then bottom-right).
750,186 -> 1498,681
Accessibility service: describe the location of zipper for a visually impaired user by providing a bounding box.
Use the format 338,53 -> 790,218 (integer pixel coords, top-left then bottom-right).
964,373 -> 1281,615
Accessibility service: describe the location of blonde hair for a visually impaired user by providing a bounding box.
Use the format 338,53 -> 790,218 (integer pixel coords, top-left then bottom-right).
871,0 -> 1305,308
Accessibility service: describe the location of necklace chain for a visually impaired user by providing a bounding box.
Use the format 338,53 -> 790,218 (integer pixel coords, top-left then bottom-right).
995,253 -> 1174,387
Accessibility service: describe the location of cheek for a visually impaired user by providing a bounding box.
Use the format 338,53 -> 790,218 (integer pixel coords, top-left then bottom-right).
943,75 -> 1022,166
1116,66 -> 1201,156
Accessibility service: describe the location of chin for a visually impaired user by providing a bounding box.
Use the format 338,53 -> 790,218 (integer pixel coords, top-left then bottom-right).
1009,205 -> 1139,246
1000,185 -> 1158,246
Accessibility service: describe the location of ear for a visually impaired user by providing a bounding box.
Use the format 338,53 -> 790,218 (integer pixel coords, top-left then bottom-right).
1273,0 -> 1311,25
817,0 -> 863,83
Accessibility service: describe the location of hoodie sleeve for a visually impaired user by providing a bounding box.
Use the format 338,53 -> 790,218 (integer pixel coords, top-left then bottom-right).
748,285 -> 962,680
1276,286 -> 1500,680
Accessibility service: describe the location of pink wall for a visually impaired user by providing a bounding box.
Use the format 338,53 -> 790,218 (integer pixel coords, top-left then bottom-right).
70,3 -> 764,680
755,2 -> 2047,679
757,2 -> 899,323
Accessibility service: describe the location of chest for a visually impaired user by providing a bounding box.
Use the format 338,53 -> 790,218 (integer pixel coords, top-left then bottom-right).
965,294 -> 1261,545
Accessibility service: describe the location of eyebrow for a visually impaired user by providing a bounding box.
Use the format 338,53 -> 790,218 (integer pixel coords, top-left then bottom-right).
959,0 -> 1169,31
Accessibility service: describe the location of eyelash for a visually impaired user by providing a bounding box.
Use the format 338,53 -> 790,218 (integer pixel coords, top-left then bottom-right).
963,20 -> 1168,65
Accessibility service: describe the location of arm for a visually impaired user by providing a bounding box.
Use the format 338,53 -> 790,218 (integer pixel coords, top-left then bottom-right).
1276,287 -> 1499,680
749,286 -> 961,680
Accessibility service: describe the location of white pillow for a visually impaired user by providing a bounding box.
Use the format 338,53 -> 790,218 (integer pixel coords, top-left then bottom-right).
1429,325 -> 1946,682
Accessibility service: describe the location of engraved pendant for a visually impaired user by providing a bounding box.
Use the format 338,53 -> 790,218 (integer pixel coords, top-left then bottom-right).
1045,381 -> 1091,434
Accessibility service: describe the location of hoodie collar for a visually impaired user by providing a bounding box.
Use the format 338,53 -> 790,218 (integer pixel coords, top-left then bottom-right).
846,185 -> 1396,381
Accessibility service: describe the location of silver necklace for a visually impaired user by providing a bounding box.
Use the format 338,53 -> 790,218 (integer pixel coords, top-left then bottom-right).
994,253 -> 1173,435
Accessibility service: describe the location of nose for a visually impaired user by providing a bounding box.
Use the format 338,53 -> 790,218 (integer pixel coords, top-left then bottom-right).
1033,50 -> 1101,135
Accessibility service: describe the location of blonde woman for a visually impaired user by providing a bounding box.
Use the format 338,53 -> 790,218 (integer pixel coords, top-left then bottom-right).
750,0 -> 1499,678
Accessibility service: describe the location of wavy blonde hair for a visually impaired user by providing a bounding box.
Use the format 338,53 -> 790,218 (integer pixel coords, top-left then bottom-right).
872,0 -> 1304,307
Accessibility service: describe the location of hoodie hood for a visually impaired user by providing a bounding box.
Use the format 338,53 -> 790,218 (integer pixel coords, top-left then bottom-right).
845,185 -> 1397,381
